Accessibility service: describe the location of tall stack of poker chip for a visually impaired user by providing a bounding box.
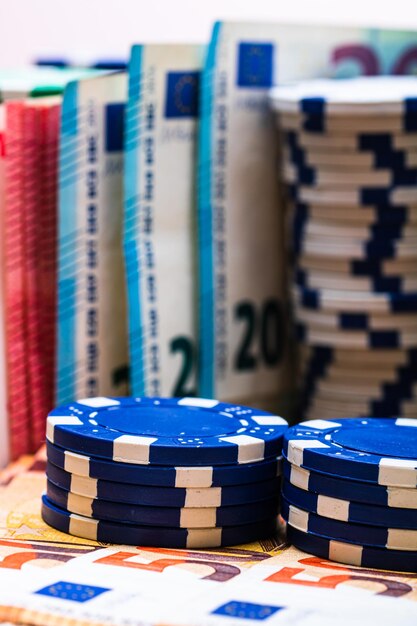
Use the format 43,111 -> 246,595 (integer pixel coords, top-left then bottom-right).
42,396 -> 288,548
270,77 -> 417,420
281,418 -> 417,573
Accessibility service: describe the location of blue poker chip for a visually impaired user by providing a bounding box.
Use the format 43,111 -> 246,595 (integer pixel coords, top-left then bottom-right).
300,361 -> 417,420
294,264 -> 417,295
283,129 -> 417,155
46,479 -> 280,528
300,346 -> 417,368
46,440 -> 282,488
41,494 -> 278,548
294,285 -> 417,313
46,461 -> 282,507
281,496 -> 417,550
286,146 -> 417,176
292,227 -> 417,260
283,163 -> 417,188
283,418 -> 417,487
271,77 -> 417,111
296,321 -> 417,349
282,458 -> 417,509
292,202 -> 417,227
281,478 -> 417,529
301,397 -> 416,421
286,525 -> 417,573
288,181 -> 417,209
292,206 -> 417,241
297,309 -> 417,333
46,397 -> 288,466
295,319 -> 417,350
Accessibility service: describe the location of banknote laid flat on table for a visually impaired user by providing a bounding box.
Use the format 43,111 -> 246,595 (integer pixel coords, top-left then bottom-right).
0,451 -> 416,626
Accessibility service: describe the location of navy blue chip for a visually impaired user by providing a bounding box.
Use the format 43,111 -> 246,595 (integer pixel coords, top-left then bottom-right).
47,397 -> 288,466
283,460 -> 382,507
46,461 -> 282,507
281,496 -> 416,550
283,418 -> 417,484
45,440 -> 281,488
282,479 -> 417,529
46,479 -> 280,527
287,526 -> 417,572
41,495 -> 278,548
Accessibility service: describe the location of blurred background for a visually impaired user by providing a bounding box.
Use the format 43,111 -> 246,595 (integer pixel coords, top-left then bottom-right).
1,0 -> 417,67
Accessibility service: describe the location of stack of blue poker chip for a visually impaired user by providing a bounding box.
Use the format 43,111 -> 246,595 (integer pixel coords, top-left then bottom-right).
280,418 -> 417,572
270,77 -> 417,420
42,396 -> 288,548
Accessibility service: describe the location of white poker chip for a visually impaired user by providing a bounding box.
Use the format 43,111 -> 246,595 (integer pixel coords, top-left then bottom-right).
279,113 -> 412,134
293,219 -> 417,240
304,405 -> 417,421
297,253 -> 417,274
304,397 -> 417,419
282,146 -> 417,170
291,185 -> 417,208
300,345 -> 417,366
270,77 -> 417,115
295,270 -> 417,294
282,163 -> 417,188
308,380 -> 417,402
294,237 -> 417,260
297,322 -> 417,349
281,129 -> 417,150
296,306 -> 417,331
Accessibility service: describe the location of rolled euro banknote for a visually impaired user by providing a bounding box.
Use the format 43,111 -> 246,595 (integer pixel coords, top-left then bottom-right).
124,44 -> 203,397
57,72 -> 129,403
